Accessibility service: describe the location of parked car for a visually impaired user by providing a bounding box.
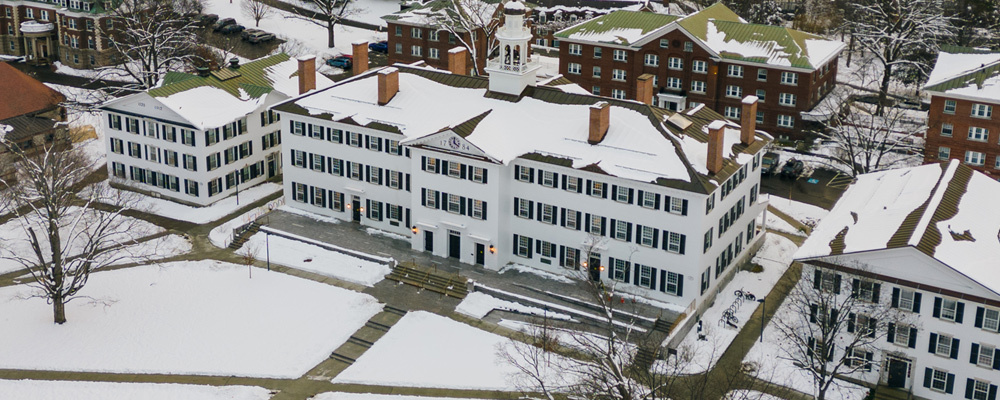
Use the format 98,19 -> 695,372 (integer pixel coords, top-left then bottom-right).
780,159 -> 805,179
760,152 -> 780,176
212,17 -> 236,31
368,41 -> 388,53
326,56 -> 352,69
246,31 -> 275,44
199,14 -> 219,26
241,28 -> 264,40
219,24 -> 245,34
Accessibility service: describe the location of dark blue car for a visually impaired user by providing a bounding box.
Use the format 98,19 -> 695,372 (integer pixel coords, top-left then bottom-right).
368,41 -> 388,53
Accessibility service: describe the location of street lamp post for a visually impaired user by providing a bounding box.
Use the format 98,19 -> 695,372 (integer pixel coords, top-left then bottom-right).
265,231 -> 270,272
757,298 -> 766,342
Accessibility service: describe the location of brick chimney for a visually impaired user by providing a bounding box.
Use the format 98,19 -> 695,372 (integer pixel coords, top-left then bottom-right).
378,67 -> 399,105
297,55 -> 316,95
588,102 -> 610,144
352,40 -> 368,76
740,95 -> 758,145
636,73 -> 654,105
707,120 -> 726,175
448,47 -> 467,75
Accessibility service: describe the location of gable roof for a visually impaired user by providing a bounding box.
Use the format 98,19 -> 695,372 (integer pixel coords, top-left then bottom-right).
383,0 -> 502,27
924,47 -> 1000,103
0,62 -> 65,121
275,64 -> 770,193
104,54 -> 334,130
796,160 -> 1000,293
555,3 -> 843,70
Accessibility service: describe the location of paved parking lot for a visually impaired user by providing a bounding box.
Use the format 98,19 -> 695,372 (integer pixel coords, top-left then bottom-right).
759,168 -> 849,210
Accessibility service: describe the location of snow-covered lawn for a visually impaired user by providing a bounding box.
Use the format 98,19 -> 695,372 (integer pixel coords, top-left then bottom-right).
92,181 -> 283,224
0,380 -> 272,400
457,292 -> 573,320
724,390 -> 784,400
0,260 -> 382,378
764,210 -> 800,235
202,0 -> 386,71
333,311 -> 539,390
0,208 -> 167,275
315,394 -> 473,400
671,233 -> 797,374
281,0 -> 401,27
763,194 -> 830,228
237,232 -> 391,287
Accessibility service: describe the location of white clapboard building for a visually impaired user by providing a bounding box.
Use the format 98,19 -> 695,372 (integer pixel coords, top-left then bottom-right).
100,54 -> 333,206
274,0 -> 771,310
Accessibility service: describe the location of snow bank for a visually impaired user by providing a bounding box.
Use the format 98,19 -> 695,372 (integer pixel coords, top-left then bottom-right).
456,292 -> 573,320
238,232 -> 391,287
0,260 -> 382,378
0,380 -> 271,400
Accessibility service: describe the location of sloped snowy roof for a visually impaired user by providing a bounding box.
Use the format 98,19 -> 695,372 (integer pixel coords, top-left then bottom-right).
276,65 -> 769,192
554,10 -> 679,45
110,54 -> 334,130
796,160 -> 1000,293
383,0 -> 501,27
924,49 -> 1000,103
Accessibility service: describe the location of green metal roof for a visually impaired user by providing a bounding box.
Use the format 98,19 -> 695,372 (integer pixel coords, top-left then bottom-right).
675,2 -> 741,40
553,11 -> 679,44
148,53 -> 291,99
707,20 -> 821,69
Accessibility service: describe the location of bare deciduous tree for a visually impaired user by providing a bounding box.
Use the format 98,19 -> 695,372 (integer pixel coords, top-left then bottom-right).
772,262 -> 912,400
285,0 -> 362,48
429,0 -> 502,76
0,138 -> 152,324
241,0 -> 274,27
98,0 -> 204,93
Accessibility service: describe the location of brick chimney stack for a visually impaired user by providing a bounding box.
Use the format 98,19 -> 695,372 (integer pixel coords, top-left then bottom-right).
740,95 -> 758,146
707,120 -> 726,175
378,67 -> 399,105
588,102 -> 610,144
297,55 -> 316,95
448,47 -> 468,75
352,40 -> 369,76
636,73 -> 655,105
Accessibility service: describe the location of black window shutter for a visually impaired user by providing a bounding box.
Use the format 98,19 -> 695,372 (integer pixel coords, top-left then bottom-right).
868,318 -> 877,338
989,384 -> 998,400
514,198 -> 520,215
908,327 -> 917,348
677,274 -> 684,296
527,238 -> 533,258
661,231 -> 669,250
654,194 -> 661,210
600,217 -> 607,236
851,279 -> 860,298
887,323 -> 895,343
460,197 -> 467,215
956,302 -> 965,323
847,313 -> 856,333
436,191 -> 441,209
933,297 -> 942,318
807,337 -> 815,357
421,189 -> 427,206
628,188 -> 634,204
637,190 -> 644,205
529,168 -> 535,183
461,164 -> 467,179
682,199 -> 688,215
535,239 -> 541,254
481,202 -> 487,220
633,264 -> 640,286
602,184 -> 608,198
652,229 -> 659,245
610,219 -> 617,235
365,165 -> 371,182
809,304 -> 818,323
913,293 -> 922,313
891,288 -> 900,308
559,246 -> 565,267
830,309 -> 839,325
552,172 -> 559,185
664,196 -> 672,211
624,261 -> 631,281
967,379 -> 976,399
929,333 -> 938,353
994,348 -> 1000,369
649,267 -> 657,289
421,156 -> 426,171
576,179 -> 583,193
971,343 -> 980,364
659,270 -> 666,292
575,212 -> 582,230
626,223 -> 632,242
482,168 -> 488,184
946,373 -> 955,394
679,235 -> 686,254
586,180 -> 592,195
608,257 -> 616,279
833,274 -> 841,294
366,199 -> 371,218
440,160 -> 448,175
813,269 -> 822,290
611,185 -> 618,199
561,175 -> 567,189
872,283 -> 881,302
951,338 -> 960,359
976,307 -> 985,328
560,208 -> 566,227
923,368 -> 932,388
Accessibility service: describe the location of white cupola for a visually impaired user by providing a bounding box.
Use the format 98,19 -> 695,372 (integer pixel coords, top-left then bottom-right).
485,0 -> 540,95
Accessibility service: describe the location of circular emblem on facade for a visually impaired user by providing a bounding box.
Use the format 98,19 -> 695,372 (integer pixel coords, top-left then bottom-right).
449,137 -> 461,150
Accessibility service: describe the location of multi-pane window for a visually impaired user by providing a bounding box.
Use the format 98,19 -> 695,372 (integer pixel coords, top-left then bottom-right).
704,228 -> 713,252
590,181 -> 605,197
691,80 -> 706,93
411,46 -> 422,56
614,186 -> 629,202
568,43 -> 582,55
818,270 -> 839,293
638,265 -> 652,288
471,200 -> 484,220
665,271 -> 680,295
594,47 -> 602,58
644,53 -> 659,66
567,63 -> 581,74
684,41 -> 693,52
541,204 -> 556,224
369,166 -> 382,184
779,93 -> 797,106
972,103 -> 993,118
666,232 -> 682,253
726,85 -> 742,98
727,65 -> 743,77
612,89 -> 626,100
613,220 -> 629,241
756,111 -> 764,124
566,176 -> 580,192
941,123 -> 954,136
349,162 -> 362,180
984,308 -> 1000,331
471,166 -> 485,183
428,48 -> 439,59
929,369 -> 948,391
589,214 -> 603,234
516,235 -> 531,257
667,77 -> 682,90
894,322 -> 912,345
446,194 -> 461,213
541,171 -> 555,187
668,197 -> 684,214
777,115 -> 794,128
612,258 -> 628,281
348,132 -> 362,147
944,100 -> 957,114
968,127 -> 989,141
846,348 -> 873,371
966,150 -> 986,166
613,49 -> 627,62
429,30 -> 439,41
564,208 -> 578,229
725,107 -> 741,119
977,344 -> 996,367
641,192 -> 656,208
448,161 -> 461,178
612,69 -> 626,81
639,226 -> 655,247
593,66 -> 601,78
780,71 -> 798,85
692,60 -> 707,73
516,198 -> 531,218
539,240 -> 556,257
411,27 -> 422,38
898,289 -> 916,311
935,333 -> 953,356
516,165 -> 531,181
755,89 -> 766,102
659,39 -> 669,48
668,57 -> 683,70
424,189 -> 437,208
970,380 -> 991,400
941,298 -> 958,321
939,147 -> 951,160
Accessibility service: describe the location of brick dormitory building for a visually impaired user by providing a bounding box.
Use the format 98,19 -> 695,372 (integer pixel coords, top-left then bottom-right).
924,46 -> 1000,180
0,61 -> 69,181
553,3 -> 843,139
0,0 -> 117,68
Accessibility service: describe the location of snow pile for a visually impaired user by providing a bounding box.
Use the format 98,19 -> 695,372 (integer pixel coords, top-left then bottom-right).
0,380 -> 271,400
499,263 -> 574,283
365,227 -> 409,241
0,260 -> 383,378
208,195 -> 285,248
333,311 -> 571,390
457,292 -> 573,319
238,232 -> 391,287
762,194 -> 829,226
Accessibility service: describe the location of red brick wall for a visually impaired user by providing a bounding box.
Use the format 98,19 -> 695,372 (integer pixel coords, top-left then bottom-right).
387,22 -> 485,74
924,95 -> 1000,178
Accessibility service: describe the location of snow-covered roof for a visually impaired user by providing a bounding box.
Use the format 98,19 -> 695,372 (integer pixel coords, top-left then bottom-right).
383,0 -> 501,28
104,54 -> 334,130
275,65 -> 769,192
796,160 -> 1000,293
924,48 -> 1000,103
556,3 -> 843,70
